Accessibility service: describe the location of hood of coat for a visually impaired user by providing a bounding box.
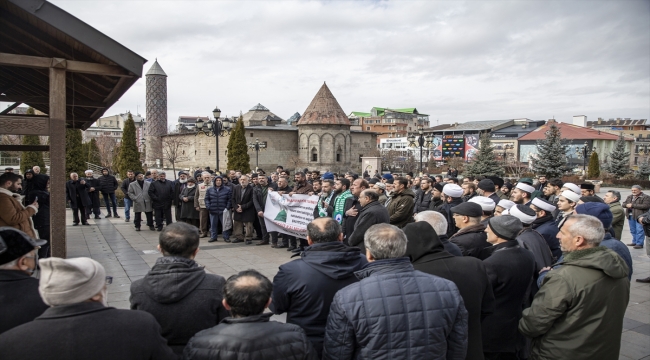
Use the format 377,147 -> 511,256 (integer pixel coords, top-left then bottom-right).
142,256 -> 206,304
403,222 -> 447,262
562,246 -> 629,280
301,242 -> 367,280
392,188 -> 416,199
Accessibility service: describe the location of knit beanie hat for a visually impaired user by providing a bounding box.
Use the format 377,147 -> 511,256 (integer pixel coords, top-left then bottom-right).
477,179 -> 496,192
575,202 -> 613,229
488,215 -> 523,241
39,257 -> 106,306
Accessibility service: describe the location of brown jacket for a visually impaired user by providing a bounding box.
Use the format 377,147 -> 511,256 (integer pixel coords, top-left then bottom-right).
622,192 -> 650,220
0,188 -> 38,238
292,182 -> 313,195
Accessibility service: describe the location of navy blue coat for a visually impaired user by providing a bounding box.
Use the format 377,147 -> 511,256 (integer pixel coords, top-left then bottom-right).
271,242 -> 367,356
204,182 -> 232,214
322,257 -> 468,360
531,216 -> 561,260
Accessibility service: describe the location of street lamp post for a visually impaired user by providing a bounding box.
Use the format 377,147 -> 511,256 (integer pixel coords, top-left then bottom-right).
195,106 -> 232,172
502,144 -> 513,165
575,141 -> 596,172
407,127 -> 433,174
248,138 -> 266,170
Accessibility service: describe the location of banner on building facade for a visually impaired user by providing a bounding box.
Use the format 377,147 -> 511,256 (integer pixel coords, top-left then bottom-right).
442,134 -> 465,159
264,192 -> 319,238
465,134 -> 479,161
433,136 -> 443,161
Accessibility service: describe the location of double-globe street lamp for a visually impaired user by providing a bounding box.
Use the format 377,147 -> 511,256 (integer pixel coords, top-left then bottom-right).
248,138 -> 267,170
195,106 -> 232,172
407,127 -> 434,174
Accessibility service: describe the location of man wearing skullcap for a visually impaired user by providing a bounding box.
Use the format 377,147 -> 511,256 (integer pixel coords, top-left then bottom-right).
439,184 -> 464,238
495,199 -> 515,216
561,182 -> 581,195
511,182 -> 535,206
469,196 -> 496,224
579,183 -> 597,197
556,190 -> 580,228
530,198 -> 561,260
0,257 -> 176,359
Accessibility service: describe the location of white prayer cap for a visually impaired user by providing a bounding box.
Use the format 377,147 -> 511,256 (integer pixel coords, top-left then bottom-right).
515,182 -> 535,194
469,196 -> 496,211
497,199 -> 516,210
509,204 -> 537,224
442,184 -> 463,198
532,197 -> 556,212
563,182 -> 581,195
561,190 -> 581,203
84,170 -> 93,174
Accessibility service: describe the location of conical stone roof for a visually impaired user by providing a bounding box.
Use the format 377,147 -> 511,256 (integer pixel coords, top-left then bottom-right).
297,83 -> 350,126
146,60 -> 167,77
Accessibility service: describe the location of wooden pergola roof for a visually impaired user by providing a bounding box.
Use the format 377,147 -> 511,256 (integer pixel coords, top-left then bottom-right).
0,0 -> 146,258
0,0 -> 146,130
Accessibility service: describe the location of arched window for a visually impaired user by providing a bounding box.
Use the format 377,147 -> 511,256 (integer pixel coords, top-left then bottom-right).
311,147 -> 318,162
209,150 -> 211,155
336,146 -> 342,162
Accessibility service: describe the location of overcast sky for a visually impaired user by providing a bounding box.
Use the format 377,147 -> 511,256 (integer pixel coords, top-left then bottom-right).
50,0 -> 649,127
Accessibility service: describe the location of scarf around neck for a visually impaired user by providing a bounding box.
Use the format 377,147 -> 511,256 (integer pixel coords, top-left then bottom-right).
318,191 -> 335,217
333,189 -> 352,224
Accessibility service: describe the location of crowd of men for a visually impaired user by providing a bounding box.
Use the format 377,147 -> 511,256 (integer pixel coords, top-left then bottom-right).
0,165 -> 647,359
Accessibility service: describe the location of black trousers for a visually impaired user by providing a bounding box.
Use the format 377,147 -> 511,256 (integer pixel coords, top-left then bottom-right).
253,216 -> 262,239
72,205 -> 87,224
154,207 -> 173,229
35,225 -> 50,258
86,193 -> 101,217
258,216 -> 278,244
134,212 -> 154,228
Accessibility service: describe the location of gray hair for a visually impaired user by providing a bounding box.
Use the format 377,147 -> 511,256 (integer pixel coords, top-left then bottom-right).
565,214 -> 605,247
632,185 -> 642,190
0,259 -> 17,269
607,190 -> 621,201
414,211 -> 448,236
159,171 -> 166,176
363,224 -> 408,260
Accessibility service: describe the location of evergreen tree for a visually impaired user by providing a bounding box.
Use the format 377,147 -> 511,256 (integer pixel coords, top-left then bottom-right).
20,107 -> 46,174
226,116 -> 251,173
87,138 -> 101,165
66,128 -> 85,177
587,151 -> 600,179
116,113 -> 143,176
635,158 -> 650,180
532,122 -> 567,178
463,133 -> 504,176
607,133 -> 631,179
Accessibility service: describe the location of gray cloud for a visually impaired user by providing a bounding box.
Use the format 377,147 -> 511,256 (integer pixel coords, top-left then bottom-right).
48,0 -> 649,126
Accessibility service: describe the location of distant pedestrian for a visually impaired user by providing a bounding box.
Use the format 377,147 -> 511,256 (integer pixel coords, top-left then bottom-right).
604,190 -> 625,240
180,177 -> 200,227
194,172 -> 213,238
173,172 -> 189,222
98,168 -> 120,218
149,171 -> 175,231
65,173 -> 90,226
184,270 -> 318,360
231,175 -> 255,244
84,170 -> 102,219
204,176 -> 232,242
128,172 -> 154,231
622,185 -> 650,249
120,170 -> 135,222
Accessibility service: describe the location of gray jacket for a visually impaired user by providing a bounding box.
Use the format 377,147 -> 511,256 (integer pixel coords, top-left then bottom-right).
128,180 -> 153,213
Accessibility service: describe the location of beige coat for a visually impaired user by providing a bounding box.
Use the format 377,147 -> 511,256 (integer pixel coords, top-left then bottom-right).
194,181 -> 212,209
0,188 -> 38,238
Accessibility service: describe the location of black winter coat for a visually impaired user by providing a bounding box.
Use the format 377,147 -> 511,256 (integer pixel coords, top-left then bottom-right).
481,241 -> 536,354
342,197 -> 362,239
531,216 -> 561,260
65,179 -> 91,208
348,200 -> 390,253
173,180 -> 187,207
414,190 -> 434,213
232,184 -> 256,222
121,177 -> 135,200
516,228 -> 554,275
148,179 -> 175,209
130,257 -> 229,355
183,313 -> 318,360
322,257 -> 469,360
26,189 -> 50,228
271,242 -> 367,356
449,223 -> 491,259
404,222 -> 495,360
98,173 -> 118,194
0,270 -> 49,335
0,302 -> 176,360
438,197 -> 463,237
439,233 -> 463,256
180,187 -> 199,220
84,176 -> 102,207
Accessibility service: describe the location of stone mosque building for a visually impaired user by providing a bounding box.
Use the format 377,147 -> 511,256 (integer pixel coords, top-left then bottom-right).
158,74 -> 378,173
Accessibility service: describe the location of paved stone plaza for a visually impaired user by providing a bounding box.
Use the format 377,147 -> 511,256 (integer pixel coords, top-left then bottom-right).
63,187 -> 649,359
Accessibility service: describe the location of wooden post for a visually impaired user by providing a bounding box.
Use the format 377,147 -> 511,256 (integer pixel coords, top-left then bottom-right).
49,67 -> 67,258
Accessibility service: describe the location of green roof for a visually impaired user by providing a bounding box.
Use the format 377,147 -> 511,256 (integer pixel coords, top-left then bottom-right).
351,107 -> 429,117
350,111 -> 372,117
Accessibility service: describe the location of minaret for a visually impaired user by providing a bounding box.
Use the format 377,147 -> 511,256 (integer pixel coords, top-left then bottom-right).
145,59 -> 168,167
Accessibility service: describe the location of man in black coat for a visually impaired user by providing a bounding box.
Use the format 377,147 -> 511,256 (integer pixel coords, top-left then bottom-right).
413,177 -> 434,213
148,171 -> 175,231
184,270 -> 318,360
271,217 -> 367,357
449,202 -> 491,258
130,223 -> 229,355
482,215 -> 536,359
172,172 -> 189,222
66,172 -> 91,225
530,197 -> 562,260
252,175 -> 278,246
348,189 -> 390,253
98,167 -> 120,218
404,222 -> 494,360
231,175 -> 256,244
0,257 -> 176,360
342,178 -> 369,241
0,228 -> 48,334
84,170 -> 102,219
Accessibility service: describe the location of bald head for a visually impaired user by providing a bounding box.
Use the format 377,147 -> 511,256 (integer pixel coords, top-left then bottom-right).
307,217 -> 342,244
224,270 -> 273,318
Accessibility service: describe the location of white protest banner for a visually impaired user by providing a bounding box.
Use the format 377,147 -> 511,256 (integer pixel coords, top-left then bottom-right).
264,192 -> 319,238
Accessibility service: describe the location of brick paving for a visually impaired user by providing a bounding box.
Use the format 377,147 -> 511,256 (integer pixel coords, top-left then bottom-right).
63,186 -> 649,359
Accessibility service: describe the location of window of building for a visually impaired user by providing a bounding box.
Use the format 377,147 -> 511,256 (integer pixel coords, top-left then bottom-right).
250,133 -> 254,137
336,146 -> 342,162
209,150 -> 211,155
366,126 -> 370,130
311,147 -> 318,162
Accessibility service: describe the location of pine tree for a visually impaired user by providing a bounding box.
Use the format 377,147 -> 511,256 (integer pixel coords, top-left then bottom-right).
532,122 -> 567,178
66,128 -> 85,177
87,138 -> 101,165
226,116 -> 251,173
607,133 -> 630,179
463,133 -> 504,176
116,113 -> 144,176
587,151 -> 600,179
20,107 -> 46,174
635,158 -> 650,180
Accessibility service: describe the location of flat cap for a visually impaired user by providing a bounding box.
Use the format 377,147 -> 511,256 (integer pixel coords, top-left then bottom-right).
451,202 -> 483,218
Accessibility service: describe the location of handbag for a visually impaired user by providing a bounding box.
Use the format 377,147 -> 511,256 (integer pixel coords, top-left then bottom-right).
222,209 -> 233,231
